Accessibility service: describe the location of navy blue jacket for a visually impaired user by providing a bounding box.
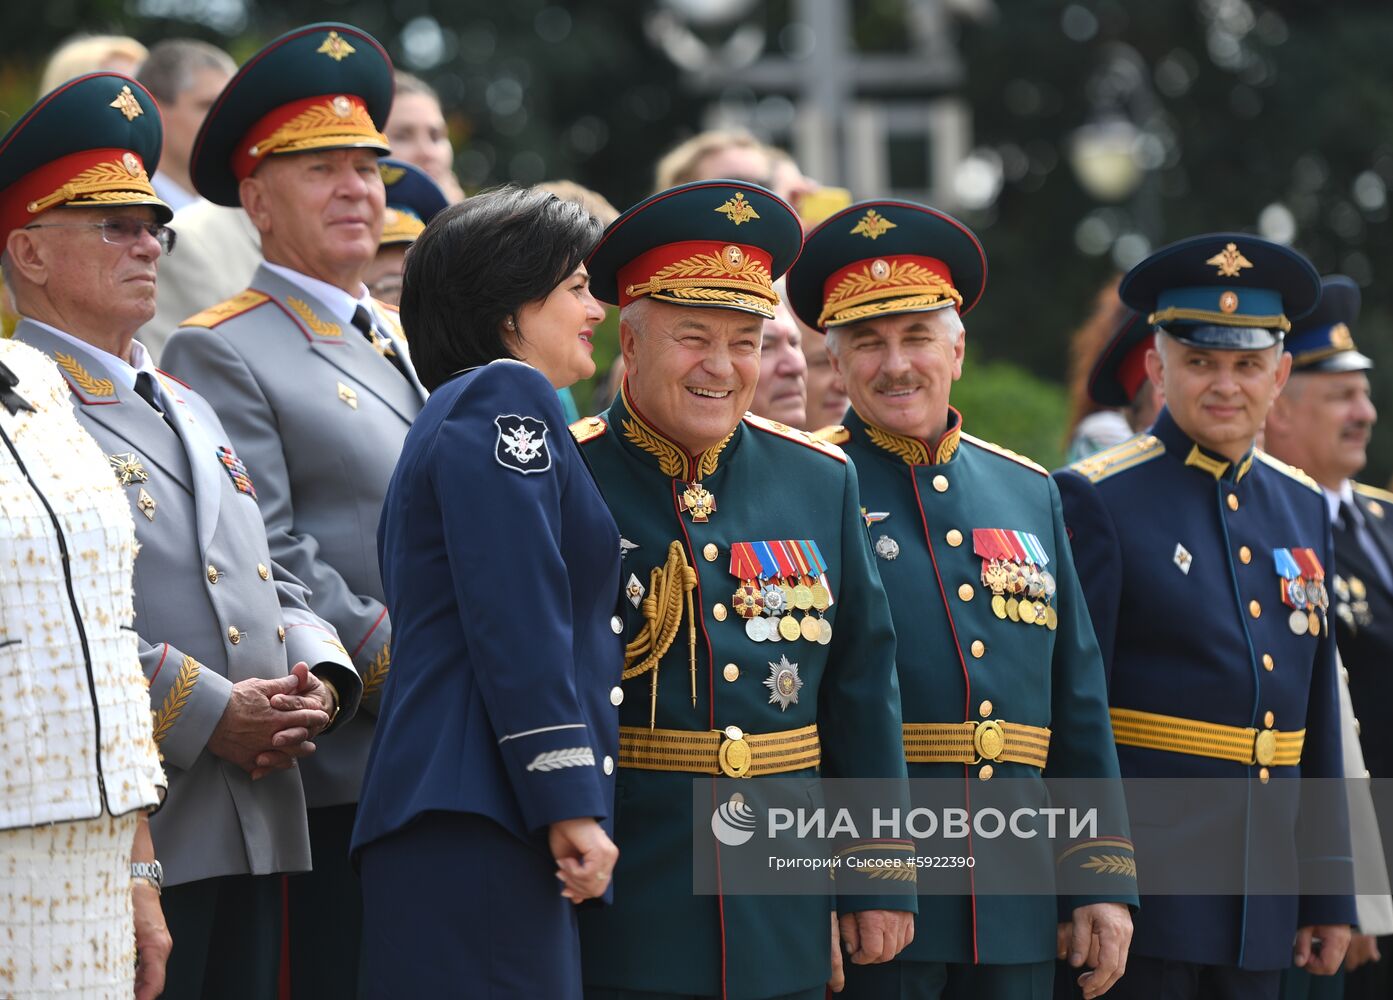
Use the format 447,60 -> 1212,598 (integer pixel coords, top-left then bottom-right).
352,361 -> 623,861
1054,408 -> 1354,970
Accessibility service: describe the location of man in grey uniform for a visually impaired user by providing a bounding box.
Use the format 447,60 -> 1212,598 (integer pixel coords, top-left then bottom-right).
0,73 -> 361,1000
160,22 -> 424,997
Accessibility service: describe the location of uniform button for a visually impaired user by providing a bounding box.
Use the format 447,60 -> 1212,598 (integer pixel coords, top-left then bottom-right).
1239,546 -> 1251,564
277,626 -> 286,643
206,564 -> 219,584
227,626 -> 241,645
1249,600 -> 1261,619
1262,653 -> 1274,672
610,615 -> 624,634
979,764 -> 994,781
932,475 -> 949,493
703,543 -> 719,562
713,603 -> 728,622
946,529 -> 963,547
257,563 -> 270,580
970,640 -> 985,658
957,583 -> 975,602
1259,767 -> 1270,783
603,756 -> 614,775
1227,494 -> 1239,511
723,663 -> 740,682
979,700 -> 993,718
1264,710 -> 1275,728
610,686 -> 624,706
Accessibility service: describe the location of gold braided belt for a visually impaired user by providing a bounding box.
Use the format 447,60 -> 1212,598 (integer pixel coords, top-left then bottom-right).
1110,707 -> 1304,766
619,723 -> 820,778
902,721 -> 1051,768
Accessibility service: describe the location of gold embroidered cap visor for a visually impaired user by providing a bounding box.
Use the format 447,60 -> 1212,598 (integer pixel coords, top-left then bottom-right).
1119,232 -> 1321,352
786,199 -> 987,333
585,179 -> 804,320
1284,275 -> 1373,374
0,73 -> 171,243
378,157 -> 449,247
189,22 -> 394,207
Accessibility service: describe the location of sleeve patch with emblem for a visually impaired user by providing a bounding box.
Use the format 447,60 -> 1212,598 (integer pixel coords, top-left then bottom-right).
495,414 -> 552,474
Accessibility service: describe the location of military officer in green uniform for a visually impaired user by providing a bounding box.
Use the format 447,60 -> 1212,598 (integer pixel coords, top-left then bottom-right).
572,179 -> 916,1000
786,199 -> 1137,1000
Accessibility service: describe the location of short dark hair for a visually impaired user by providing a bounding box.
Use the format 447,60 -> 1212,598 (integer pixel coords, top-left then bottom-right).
136,39 -> 235,104
401,185 -> 603,391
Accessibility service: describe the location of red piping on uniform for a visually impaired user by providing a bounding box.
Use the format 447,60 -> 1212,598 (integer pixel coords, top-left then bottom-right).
909,469 -> 980,962
149,642 -> 170,683
351,607 -> 388,658
671,477 -> 729,1000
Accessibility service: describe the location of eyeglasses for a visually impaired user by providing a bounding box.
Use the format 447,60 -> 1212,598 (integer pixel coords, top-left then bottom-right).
23,218 -> 177,255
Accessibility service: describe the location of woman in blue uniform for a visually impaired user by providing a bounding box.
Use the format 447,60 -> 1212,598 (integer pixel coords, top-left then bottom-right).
353,187 -> 622,998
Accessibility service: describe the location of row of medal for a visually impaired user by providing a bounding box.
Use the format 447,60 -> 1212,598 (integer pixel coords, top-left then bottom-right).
972,528 -> 1060,631
1274,547 -> 1328,636
729,540 -> 835,645
1332,574 -> 1373,632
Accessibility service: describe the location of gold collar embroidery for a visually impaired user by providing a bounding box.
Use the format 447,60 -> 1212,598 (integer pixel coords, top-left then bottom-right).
1183,443 -> 1254,483
862,407 -> 963,466
619,380 -> 734,481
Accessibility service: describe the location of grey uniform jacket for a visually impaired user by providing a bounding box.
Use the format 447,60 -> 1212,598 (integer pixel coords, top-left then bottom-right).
139,201 -> 262,363
12,320 -> 361,887
162,264 -> 425,807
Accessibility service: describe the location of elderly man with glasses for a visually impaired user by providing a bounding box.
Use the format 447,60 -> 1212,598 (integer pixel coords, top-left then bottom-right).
0,72 -> 361,1000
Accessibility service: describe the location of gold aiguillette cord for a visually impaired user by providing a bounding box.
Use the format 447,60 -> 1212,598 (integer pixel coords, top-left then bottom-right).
621,540 -> 698,728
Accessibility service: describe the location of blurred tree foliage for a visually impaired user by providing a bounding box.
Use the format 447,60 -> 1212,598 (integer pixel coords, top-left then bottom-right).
4,1 -> 1393,479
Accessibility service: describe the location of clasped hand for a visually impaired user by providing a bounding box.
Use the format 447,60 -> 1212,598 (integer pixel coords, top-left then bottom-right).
208,662 -> 334,779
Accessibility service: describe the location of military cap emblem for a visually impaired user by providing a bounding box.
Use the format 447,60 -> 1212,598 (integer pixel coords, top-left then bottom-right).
1205,242 -> 1254,278
1331,323 -> 1354,351
331,95 -> 353,118
494,414 -> 551,474
850,209 -> 897,240
715,191 -> 760,225
317,30 -> 357,61
763,655 -> 803,710
109,85 -> 144,122
108,452 -> 148,487
1219,291 -> 1239,314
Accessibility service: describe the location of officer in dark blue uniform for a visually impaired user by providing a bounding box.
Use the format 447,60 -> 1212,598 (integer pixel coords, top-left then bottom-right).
1055,235 -> 1356,999
786,199 -> 1137,1000
1264,275 -> 1393,1000
351,185 -> 622,998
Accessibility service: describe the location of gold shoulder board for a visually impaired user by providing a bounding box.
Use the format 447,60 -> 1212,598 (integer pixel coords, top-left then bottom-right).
1070,434 -> 1164,484
570,415 -> 608,444
961,432 -> 1048,476
180,289 -> 271,329
744,412 -> 848,463
1352,481 -> 1393,505
1255,451 -> 1321,493
810,424 -> 850,445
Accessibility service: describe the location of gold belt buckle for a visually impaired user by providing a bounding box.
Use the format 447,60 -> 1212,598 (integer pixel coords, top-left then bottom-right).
1253,728 -> 1278,767
973,720 -> 1005,762
719,726 -> 753,778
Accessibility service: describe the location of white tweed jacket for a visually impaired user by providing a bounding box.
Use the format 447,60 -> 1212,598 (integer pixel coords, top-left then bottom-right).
0,339 -> 165,829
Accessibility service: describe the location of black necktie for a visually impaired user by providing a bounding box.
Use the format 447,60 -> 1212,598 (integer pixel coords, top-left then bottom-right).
1341,498 -> 1393,592
351,305 -> 410,381
134,371 -> 178,433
